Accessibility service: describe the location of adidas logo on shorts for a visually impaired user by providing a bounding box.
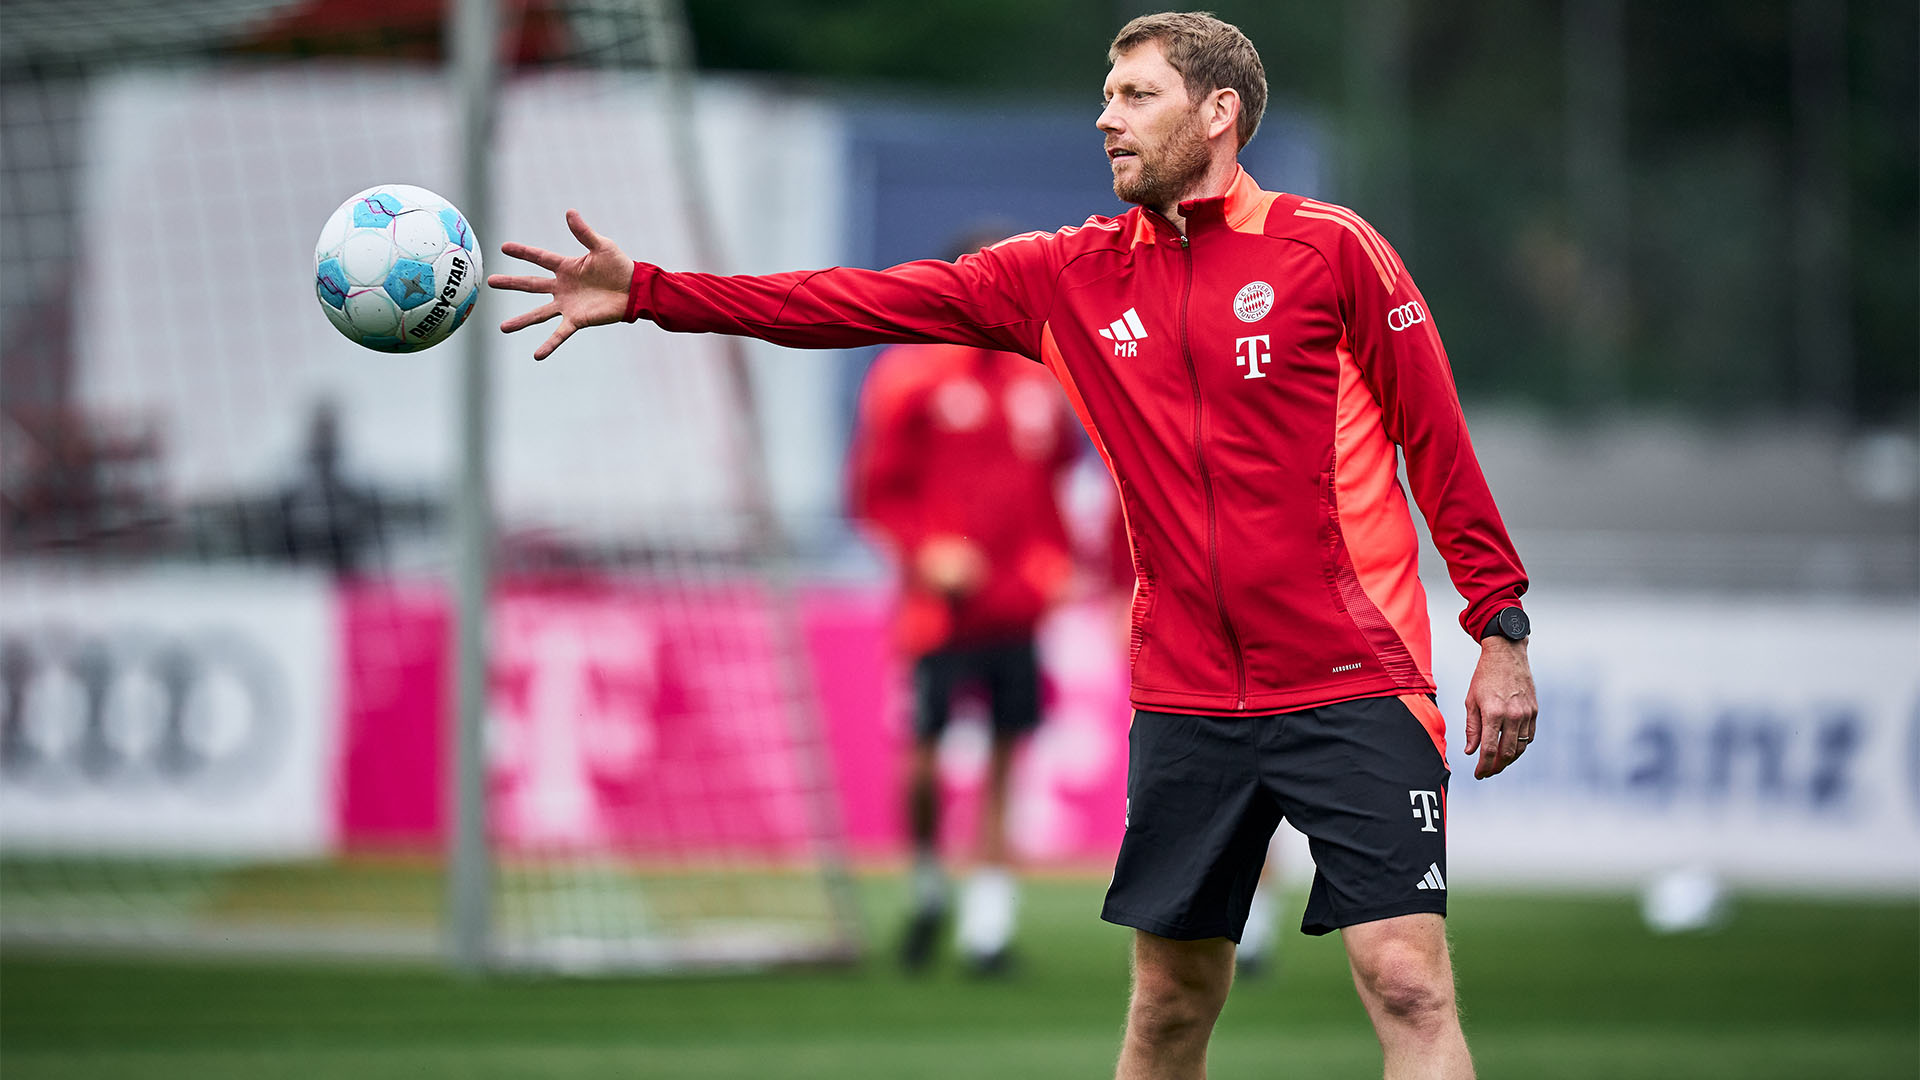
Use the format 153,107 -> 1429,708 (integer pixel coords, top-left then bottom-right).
1414,863 -> 1447,891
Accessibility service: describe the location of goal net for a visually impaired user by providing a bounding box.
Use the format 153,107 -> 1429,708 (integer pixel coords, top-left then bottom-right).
0,0 -> 861,972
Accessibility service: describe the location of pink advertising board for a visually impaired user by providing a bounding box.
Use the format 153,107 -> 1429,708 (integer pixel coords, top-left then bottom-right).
337,580 -> 1134,866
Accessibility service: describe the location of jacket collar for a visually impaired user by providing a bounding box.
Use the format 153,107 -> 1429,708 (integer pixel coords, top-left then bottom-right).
1178,166 -> 1268,233
1131,166 -> 1269,244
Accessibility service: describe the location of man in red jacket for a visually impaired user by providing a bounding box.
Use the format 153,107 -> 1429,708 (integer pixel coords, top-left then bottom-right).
491,13 -> 1536,1077
847,247 -> 1079,971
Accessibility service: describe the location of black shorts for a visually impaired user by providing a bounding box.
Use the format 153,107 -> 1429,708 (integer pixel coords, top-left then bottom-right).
1101,694 -> 1450,940
910,638 -> 1043,742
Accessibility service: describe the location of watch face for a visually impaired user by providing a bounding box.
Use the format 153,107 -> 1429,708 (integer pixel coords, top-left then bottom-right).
1501,609 -> 1530,638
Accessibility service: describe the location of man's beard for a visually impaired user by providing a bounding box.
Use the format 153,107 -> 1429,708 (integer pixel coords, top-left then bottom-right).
1113,108 -> 1212,210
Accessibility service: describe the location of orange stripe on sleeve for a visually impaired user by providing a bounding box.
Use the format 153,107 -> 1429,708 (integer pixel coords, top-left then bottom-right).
1296,200 -> 1403,291
1298,199 -> 1403,274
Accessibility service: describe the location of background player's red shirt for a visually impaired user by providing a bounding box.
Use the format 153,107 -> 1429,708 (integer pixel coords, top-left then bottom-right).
848,342 -> 1077,657
628,168 -> 1529,716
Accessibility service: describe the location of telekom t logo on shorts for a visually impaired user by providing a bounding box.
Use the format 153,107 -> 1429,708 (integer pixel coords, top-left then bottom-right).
1409,789 -> 1441,832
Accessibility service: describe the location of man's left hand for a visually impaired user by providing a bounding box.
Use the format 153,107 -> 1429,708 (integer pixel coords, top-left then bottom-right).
490,209 -> 634,361
1462,637 -> 1537,780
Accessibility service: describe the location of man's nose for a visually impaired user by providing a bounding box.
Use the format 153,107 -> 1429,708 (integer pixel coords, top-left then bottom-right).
1096,104 -> 1123,135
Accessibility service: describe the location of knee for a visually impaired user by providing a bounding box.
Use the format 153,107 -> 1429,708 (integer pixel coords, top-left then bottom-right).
1353,945 -> 1455,1029
1129,962 -> 1231,1045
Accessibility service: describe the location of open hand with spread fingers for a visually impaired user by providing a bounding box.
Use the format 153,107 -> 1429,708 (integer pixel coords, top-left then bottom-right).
488,209 -> 633,360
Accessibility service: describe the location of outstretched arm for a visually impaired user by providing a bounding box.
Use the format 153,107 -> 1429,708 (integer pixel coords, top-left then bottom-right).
488,209 -> 634,360
491,211 -> 1059,361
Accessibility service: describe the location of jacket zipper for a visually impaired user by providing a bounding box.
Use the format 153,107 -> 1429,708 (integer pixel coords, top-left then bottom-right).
1175,231 -> 1248,709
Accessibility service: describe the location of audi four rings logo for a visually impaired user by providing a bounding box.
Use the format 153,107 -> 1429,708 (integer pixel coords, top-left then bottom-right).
0,629 -> 286,796
1387,301 -> 1426,332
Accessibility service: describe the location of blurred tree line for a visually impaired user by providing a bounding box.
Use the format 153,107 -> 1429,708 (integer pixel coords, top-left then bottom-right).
684,0 -> 1916,426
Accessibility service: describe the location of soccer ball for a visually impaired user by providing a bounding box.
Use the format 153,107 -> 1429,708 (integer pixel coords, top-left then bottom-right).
313,184 -> 482,352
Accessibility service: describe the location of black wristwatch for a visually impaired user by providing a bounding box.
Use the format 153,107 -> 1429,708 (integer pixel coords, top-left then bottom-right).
1480,607 -> 1530,642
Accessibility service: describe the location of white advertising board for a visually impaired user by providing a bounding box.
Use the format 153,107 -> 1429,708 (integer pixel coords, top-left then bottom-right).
0,571 -> 340,857
1419,590 -> 1920,893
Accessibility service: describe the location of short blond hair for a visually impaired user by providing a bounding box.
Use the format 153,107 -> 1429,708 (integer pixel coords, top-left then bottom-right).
1109,11 -> 1267,149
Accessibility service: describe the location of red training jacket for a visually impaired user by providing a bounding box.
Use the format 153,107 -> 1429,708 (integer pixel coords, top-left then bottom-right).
626,167 -> 1528,719
847,343 -> 1078,657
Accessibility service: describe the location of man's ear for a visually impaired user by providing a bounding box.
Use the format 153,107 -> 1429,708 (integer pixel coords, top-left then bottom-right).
1207,88 -> 1241,143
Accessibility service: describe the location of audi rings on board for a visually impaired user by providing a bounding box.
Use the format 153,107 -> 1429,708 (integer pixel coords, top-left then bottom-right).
0,628 -> 286,797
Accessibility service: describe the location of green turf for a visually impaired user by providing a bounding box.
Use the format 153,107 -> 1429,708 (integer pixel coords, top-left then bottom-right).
3,877 -> 1914,1079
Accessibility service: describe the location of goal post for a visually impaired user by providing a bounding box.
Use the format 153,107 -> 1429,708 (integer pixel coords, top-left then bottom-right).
449,0 -> 500,979
0,0 -> 863,974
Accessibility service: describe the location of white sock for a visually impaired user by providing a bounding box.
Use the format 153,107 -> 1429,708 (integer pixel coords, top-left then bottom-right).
957,866 -> 1017,957
1239,882 -> 1278,962
911,853 -> 948,914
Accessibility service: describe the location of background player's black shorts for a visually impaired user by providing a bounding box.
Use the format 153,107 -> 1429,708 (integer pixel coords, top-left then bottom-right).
910,638 -> 1042,742
1101,694 -> 1451,940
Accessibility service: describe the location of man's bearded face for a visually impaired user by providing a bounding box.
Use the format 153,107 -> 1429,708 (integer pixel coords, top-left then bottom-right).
1109,102 -> 1211,209
1101,41 -> 1217,211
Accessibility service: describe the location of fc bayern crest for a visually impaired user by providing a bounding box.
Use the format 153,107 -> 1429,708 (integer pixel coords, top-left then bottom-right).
1234,281 -> 1274,323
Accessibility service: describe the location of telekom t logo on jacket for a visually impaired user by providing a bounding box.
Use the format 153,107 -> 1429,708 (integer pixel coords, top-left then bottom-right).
1097,308 -> 1149,356
1235,335 -> 1271,379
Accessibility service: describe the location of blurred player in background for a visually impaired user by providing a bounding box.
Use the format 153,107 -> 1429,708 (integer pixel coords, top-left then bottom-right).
493,12 -> 1537,1077
848,230 -> 1080,973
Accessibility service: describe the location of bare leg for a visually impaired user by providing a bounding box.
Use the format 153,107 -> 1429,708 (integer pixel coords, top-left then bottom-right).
905,739 -> 940,855
976,732 -> 1019,865
1341,913 -> 1474,1079
958,732 -> 1023,969
1114,932 -> 1235,1080
899,739 -> 946,970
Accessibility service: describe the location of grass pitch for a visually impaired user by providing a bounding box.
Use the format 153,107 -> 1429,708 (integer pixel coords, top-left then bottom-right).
2,875 -> 1914,1079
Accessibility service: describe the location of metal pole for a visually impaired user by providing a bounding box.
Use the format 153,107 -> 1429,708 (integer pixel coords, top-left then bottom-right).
1565,0 -> 1629,407
1791,0 -> 1852,418
447,0 -> 500,977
